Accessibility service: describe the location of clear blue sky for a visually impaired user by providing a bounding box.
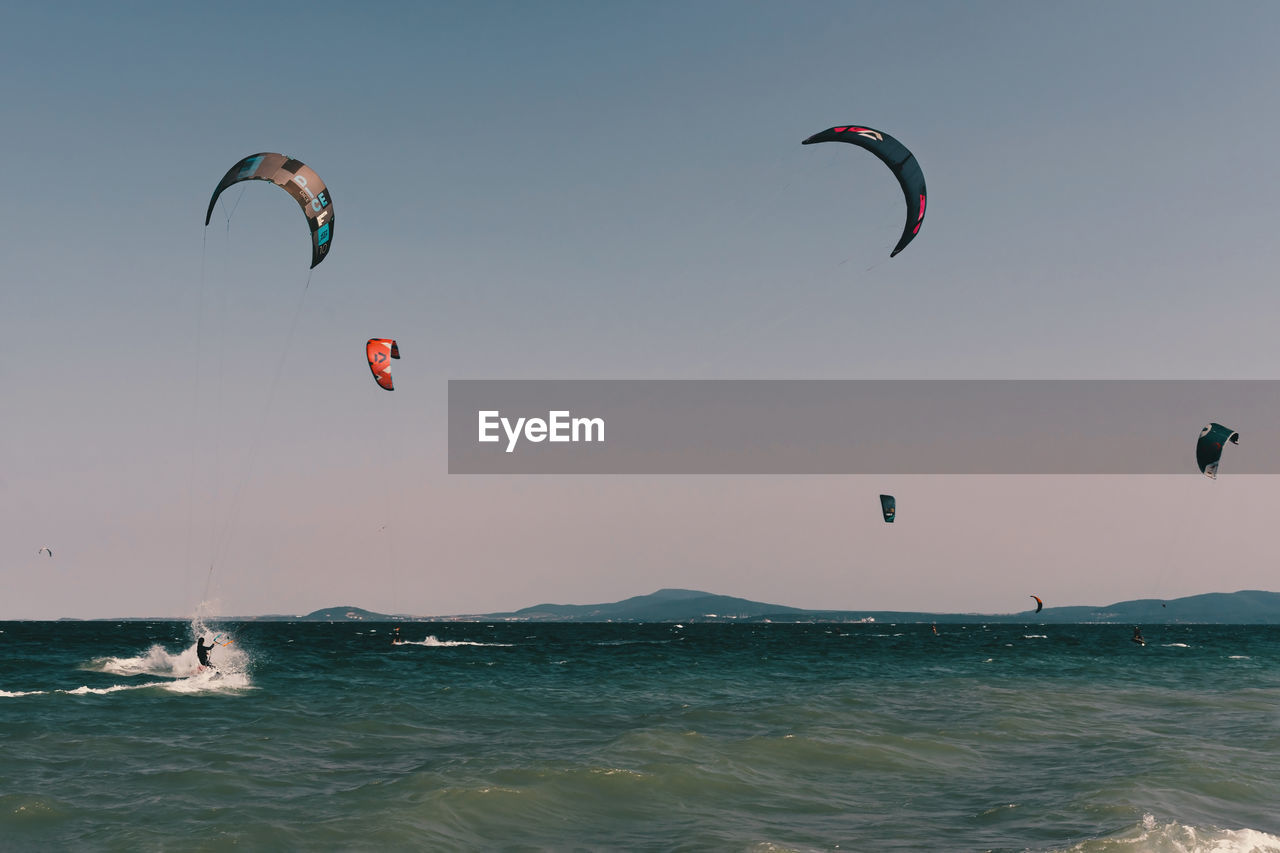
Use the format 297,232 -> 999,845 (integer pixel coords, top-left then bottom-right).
4,1 -> 1279,618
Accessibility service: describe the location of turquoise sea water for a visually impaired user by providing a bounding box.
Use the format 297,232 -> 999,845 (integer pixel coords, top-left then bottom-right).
2,621 -> 1279,851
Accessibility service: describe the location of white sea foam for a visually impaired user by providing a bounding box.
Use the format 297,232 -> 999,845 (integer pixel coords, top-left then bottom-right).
1054,813 -> 1280,852
62,683 -> 148,695
160,667 -> 251,693
592,638 -> 673,647
398,635 -> 512,648
51,668 -> 253,696
92,643 -> 194,678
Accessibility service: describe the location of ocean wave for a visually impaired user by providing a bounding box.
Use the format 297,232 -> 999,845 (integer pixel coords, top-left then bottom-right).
591,639 -> 674,647
90,643 -> 194,678
12,669 -> 255,697
1052,813 -> 1280,852
396,635 -> 513,648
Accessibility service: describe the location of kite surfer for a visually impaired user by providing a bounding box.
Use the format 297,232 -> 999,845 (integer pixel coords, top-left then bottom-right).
196,635 -> 217,670
1131,627 -> 1145,646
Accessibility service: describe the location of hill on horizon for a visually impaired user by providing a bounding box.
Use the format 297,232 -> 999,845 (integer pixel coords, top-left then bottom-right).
276,588 -> 1280,624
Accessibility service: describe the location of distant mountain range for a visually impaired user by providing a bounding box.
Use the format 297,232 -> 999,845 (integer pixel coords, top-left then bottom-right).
287,588 -> 1280,624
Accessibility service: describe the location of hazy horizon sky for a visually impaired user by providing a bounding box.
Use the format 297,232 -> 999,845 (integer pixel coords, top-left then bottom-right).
4,1 -> 1280,619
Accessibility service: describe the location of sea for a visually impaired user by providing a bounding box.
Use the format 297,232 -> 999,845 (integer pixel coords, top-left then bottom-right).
2,621 -> 1279,852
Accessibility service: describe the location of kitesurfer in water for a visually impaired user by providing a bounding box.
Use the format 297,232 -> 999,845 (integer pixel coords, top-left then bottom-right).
196,636 -> 217,670
1132,627 -> 1145,646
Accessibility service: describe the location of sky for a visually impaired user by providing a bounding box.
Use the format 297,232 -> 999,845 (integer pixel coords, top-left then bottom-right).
4,1 -> 1280,619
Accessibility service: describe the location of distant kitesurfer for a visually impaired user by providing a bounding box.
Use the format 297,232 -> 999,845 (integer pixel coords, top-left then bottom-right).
1131,627 -> 1145,646
931,623 -> 938,636
197,636 -> 217,669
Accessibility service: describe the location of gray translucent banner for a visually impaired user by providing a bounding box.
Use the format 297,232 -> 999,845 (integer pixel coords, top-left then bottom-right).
447,380 -> 1278,474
